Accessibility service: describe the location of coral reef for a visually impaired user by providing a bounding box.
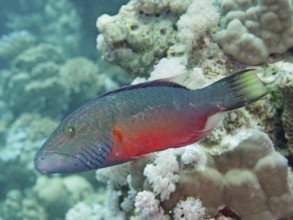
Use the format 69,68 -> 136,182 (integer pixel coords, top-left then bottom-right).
90,130 -> 293,220
0,30 -> 35,60
1,43 -> 118,119
65,202 -> 106,220
79,58 -> 293,219
0,175 -> 95,220
133,191 -> 170,220
177,0 -> 219,51
2,43 -> 67,118
0,50 -> 119,216
33,175 -> 94,218
6,0 -> 82,56
173,197 -> 206,220
59,57 -> 119,110
96,0 -> 219,76
0,1 -> 130,220
216,0 -> 293,64
1,189 -> 47,220
12,43 -> 64,71
0,113 -> 58,198
143,150 -> 180,201
1,0 -> 293,219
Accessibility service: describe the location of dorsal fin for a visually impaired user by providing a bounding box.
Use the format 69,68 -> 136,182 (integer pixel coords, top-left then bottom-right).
99,79 -> 189,98
165,72 -> 207,90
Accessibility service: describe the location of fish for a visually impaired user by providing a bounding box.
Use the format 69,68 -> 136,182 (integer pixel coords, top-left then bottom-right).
34,69 -> 267,174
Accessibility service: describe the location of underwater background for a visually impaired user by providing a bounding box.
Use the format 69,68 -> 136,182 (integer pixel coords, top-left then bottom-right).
0,0 -> 293,219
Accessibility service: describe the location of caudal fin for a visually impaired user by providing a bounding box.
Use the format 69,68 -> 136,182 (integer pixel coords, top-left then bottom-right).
207,69 -> 267,112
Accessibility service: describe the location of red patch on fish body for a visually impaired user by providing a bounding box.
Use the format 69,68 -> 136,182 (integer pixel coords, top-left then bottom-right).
108,107 -> 208,162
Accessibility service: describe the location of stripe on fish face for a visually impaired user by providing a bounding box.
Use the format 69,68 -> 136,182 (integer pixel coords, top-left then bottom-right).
75,137 -> 113,169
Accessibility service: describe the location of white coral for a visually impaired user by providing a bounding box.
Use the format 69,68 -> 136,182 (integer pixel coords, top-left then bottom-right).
181,144 -> 207,171
65,202 -> 105,220
177,0 -> 219,48
143,150 -> 180,201
96,164 -> 129,189
173,197 -> 206,220
134,191 -> 170,220
150,57 -> 187,80
0,30 -> 35,59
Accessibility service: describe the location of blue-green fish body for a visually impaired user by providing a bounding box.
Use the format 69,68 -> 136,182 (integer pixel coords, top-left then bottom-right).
35,69 -> 267,174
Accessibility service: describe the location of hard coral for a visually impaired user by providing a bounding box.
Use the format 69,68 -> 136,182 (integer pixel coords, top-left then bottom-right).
1,190 -> 47,220
65,202 -> 105,220
177,0 -> 219,51
144,150 -> 180,201
33,175 -> 94,219
133,191 -> 170,220
12,43 -> 64,72
0,30 -> 35,60
216,0 -> 293,64
97,2 -> 177,76
96,0 -> 219,76
173,197 -> 206,220
93,130 -> 293,219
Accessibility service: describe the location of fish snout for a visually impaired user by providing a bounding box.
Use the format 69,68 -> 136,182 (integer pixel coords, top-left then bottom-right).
34,152 -> 84,174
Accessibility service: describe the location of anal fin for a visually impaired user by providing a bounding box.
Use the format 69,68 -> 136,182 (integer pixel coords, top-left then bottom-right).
131,153 -> 154,160
202,113 -> 224,135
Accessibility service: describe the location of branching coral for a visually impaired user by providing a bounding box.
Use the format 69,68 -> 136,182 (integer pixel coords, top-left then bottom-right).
65,202 -> 105,220
180,144 -> 207,171
59,57 -> 119,110
144,150 -> 180,201
6,0 -> 82,56
1,190 -> 47,220
96,164 -> 129,189
0,30 -> 35,60
0,113 -> 58,166
12,43 -> 64,72
173,197 -> 206,220
2,43 -> 115,119
0,113 -> 58,198
132,191 -> 170,220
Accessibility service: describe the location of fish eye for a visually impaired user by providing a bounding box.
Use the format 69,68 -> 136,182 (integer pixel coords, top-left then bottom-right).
67,126 -> 75,136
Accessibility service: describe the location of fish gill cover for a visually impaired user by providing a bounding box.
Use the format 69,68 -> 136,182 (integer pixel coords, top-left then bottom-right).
0,0 -> 292,220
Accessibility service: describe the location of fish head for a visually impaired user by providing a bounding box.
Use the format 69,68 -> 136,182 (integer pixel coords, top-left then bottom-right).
35,108 -> 111,174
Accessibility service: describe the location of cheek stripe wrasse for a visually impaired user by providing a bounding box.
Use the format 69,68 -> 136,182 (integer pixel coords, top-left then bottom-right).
34,69 -> 267,174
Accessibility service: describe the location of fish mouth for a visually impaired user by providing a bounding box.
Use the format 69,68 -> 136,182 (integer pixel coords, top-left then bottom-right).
34,152 -> 84,174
